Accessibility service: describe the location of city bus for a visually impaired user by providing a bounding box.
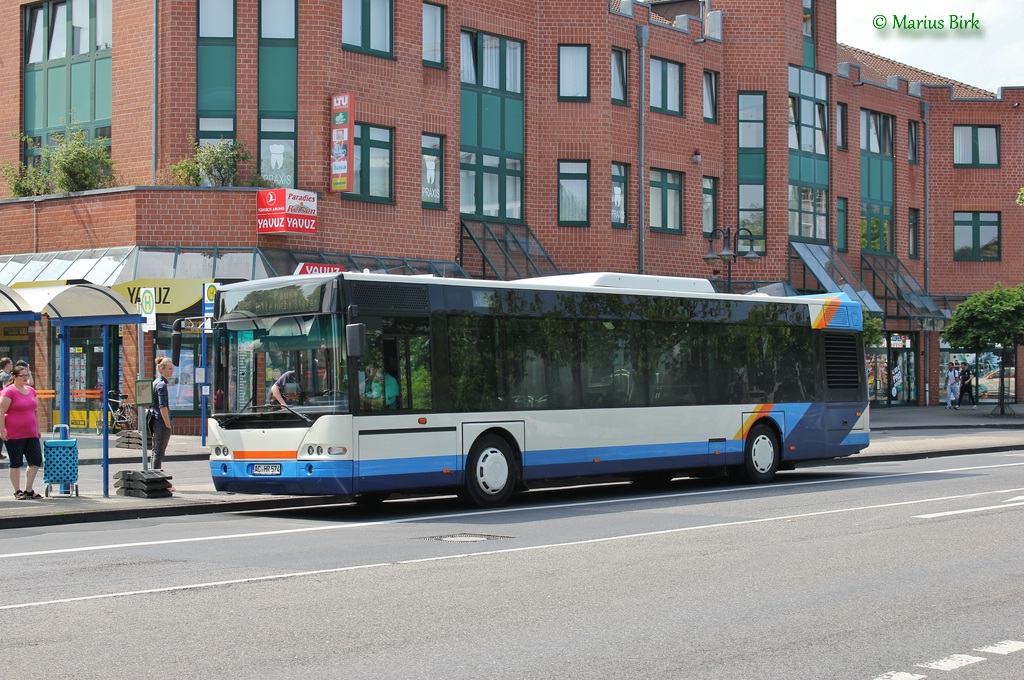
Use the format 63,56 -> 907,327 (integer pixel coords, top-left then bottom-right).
199,271 -> 869,507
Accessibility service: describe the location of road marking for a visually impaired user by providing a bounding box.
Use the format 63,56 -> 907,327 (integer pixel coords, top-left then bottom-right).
2,463 -> 1024,563
3,474 -> 1024,610
914,501 -> 1024,519
871,673 -> 926,680
975,640 -> 1024,655
915,654 -> 986,670
0,563 -> 390,611
1004,495 -> 1024,502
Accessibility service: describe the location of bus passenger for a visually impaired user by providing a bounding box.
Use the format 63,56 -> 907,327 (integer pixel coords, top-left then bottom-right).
363,361 -> 399,410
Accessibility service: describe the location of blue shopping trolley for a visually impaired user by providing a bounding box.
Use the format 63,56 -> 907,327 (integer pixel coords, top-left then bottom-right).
44,424 -> 79,497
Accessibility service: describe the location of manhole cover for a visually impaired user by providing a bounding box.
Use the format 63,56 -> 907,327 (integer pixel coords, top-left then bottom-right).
421,533 -> 513,543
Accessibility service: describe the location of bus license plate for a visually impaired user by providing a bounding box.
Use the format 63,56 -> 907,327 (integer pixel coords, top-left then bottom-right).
252,464 -> 281,476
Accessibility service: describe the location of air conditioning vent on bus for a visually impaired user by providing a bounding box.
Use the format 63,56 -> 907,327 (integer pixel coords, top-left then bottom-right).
351,283 -> 430,314
823,333 -> 860,389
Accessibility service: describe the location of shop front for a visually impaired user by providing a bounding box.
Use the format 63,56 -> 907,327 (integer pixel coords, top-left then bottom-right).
866,332 -> 918,407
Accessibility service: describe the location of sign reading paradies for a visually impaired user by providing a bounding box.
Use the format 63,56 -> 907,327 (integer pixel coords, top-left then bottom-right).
256,188 -> 318,234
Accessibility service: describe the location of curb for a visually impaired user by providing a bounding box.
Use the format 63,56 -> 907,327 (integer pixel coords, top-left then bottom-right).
0,494 -> 343,531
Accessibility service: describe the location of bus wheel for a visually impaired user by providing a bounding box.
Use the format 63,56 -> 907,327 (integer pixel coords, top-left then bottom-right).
462,435 -> 517,508
738,423 -> 779,484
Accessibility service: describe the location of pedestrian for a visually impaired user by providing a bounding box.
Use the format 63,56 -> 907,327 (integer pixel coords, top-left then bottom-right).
0,365 -> 44,499
0,357 -> 10,459
13,359 -> 33,385
958,361 -> 977,410
151,357 -> 174,482
944,361 -> 960,410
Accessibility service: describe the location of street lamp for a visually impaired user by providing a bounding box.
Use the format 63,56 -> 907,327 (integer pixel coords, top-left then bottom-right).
702,225 -> 761,293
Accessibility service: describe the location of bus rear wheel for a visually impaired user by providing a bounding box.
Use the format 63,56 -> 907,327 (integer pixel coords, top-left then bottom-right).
461,435 -> 517,508
736,423 -> 780,484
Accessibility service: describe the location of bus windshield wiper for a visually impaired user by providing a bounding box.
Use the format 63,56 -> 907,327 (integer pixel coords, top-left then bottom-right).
218,395 -> 257,426
275,401 -> 313,424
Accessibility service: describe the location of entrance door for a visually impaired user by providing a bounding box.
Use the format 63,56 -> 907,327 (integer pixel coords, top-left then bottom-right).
866,333 -> 917,407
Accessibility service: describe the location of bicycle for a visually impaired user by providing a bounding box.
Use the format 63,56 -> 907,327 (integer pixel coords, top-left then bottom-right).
97,391 -> 138,434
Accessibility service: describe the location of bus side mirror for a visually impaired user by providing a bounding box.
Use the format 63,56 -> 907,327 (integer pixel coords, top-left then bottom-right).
346,323 -> 366,358
171,318 -> 183,365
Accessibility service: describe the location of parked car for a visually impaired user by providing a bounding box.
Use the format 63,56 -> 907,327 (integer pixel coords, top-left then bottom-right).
976,366 -> 1015,400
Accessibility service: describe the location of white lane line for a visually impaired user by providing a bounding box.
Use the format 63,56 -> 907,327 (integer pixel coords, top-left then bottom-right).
870,673 -> 926,680
3,462 -> 1024,562
975,640 -> 1024,655
914,501 -> 1024,519
915,654 -> 986,671
4,479 -> 1024,610
1005,495 -> 1024,502
0,563 -> 390,611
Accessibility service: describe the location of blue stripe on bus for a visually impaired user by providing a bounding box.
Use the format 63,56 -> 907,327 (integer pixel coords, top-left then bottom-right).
210,460 -> 354,495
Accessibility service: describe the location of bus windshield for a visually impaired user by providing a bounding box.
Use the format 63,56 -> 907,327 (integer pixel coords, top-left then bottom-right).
212,312 -> 349,422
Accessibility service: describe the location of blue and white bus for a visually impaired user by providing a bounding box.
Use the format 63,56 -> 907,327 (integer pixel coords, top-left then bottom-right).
201,271 -> 869,507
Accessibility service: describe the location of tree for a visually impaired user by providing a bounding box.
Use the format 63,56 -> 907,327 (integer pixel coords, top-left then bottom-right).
1,125 -> 117,197
170,136 -> 260,187
861,308 -> 883,348
941,283 -> 1024,414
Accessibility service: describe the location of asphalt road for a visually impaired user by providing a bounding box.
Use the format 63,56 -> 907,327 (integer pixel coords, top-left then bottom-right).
2,450 -> 1022,679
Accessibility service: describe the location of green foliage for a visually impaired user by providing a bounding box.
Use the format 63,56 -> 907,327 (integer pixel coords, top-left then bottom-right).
169,157 -> 202,186
170,136 -> 252,187
1,126 -> 116,197
861,308 -> 884,347
1017,187 -> 1024,206
942,283 -> 1024,350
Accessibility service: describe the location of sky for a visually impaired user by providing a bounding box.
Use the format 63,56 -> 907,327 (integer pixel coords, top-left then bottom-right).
835,0 -> 1024,95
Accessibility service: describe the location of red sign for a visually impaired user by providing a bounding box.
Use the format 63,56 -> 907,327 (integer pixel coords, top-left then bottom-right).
330,93 -> 354,192
256,189 -> 318,234
294,262 -> 346,275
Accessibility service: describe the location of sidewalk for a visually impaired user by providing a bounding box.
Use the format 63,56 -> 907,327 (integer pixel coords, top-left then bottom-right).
1,404 -> 1022,529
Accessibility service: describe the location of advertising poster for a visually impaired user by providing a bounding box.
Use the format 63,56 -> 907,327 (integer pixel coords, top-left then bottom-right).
330,93 -> 354,192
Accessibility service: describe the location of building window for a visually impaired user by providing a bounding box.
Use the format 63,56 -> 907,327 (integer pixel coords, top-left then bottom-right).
837,197 -> 847,251
650,57 -> 682,116
953,125 -> 999,167
908,208 -> 919,258
611,48 -> 627,105
558,161 -> 590,226
460,30 -> 524,222
789,93 -> 827,154
558,45 -> 590,101
789,185 -> 828,241
860,110 -> 893,155
259,118 -> 296,188
802,0 -> 815,67
836,103 -> 847,150
422,133 -> 443,208
342,0 -> 392,57
612,163 -> 628,228
649,169 -> 682,233
907,120 -> 919,164
23,0 -> 113,161
702,177 -> 717,235
422,3 -> 444,67
198,0 -> 236,152
703,71 -> 718,123
954,212 -> 1000,260
348,123 -> 393,202
860,203 -> 893,255
738,92 -> 767,255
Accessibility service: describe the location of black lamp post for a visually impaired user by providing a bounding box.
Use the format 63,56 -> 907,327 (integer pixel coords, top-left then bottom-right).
702,225 -> 761,293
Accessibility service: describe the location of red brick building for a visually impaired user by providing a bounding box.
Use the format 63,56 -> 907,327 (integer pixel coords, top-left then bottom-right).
0,0 -> 1020,428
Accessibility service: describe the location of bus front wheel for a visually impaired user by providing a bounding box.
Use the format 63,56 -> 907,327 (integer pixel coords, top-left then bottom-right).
736,423 -> 780,484
461,435 -> 517,508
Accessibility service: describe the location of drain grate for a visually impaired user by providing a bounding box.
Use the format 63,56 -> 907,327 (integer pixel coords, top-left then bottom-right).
420,533 -> 513,543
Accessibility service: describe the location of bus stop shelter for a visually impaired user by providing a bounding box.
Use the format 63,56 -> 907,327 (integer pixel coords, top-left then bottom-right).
0,283 -> 143,496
